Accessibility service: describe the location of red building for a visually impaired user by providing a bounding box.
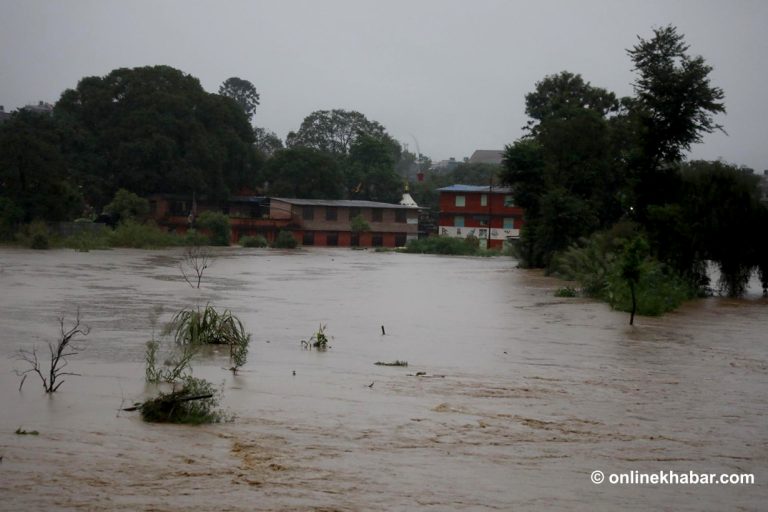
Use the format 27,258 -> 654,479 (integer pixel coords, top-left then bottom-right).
437,185 -> 524,250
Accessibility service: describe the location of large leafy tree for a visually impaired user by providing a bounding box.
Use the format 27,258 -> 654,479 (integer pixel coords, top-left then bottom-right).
286,109 -> 386,155
0,110 -> 83,225
501,73 -> 627,267
345,133 -> 403,203
265,147 -> 344,199
628,25 -> 725,166
218,77 -> 260,123
55,66 -> 260,208
253,126 -> 284,157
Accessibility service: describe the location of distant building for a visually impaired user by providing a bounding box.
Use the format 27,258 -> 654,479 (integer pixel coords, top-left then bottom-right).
149,194 -> 420,247
269,198 -> 419,247
468,150 -> 504,165
430,157 -> 461,173
23,101 -> 54,115
437,184 -> 524,250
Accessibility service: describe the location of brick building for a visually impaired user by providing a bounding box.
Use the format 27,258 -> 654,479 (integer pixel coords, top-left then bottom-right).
149,194 -> 420,247
437,185 -> 524,250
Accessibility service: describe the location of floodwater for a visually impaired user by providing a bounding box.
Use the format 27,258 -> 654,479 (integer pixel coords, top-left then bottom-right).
0,247 -> 765,511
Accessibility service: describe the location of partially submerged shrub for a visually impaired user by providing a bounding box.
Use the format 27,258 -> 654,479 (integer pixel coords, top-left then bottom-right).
273,230 -> 297,249
164,305 -> 251,373
108,220 -> 179,248
139,376 -> 224,424
240,235 -> 268,248
554,286 -> 578,298
197,211 -> 231,246
402,236 -> 496,256
301,323 -> 331,350
374,360 -> 408,367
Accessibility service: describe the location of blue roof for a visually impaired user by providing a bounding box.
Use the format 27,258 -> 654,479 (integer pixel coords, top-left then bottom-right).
437,184 -> 513,193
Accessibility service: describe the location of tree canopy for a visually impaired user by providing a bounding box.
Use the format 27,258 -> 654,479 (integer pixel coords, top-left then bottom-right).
286,109 -> 386,155
54,65 -> 261,208
218,77 -> 260,123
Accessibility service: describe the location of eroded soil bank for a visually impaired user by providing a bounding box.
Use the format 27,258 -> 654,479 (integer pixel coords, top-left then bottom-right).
0,247 -> 765,511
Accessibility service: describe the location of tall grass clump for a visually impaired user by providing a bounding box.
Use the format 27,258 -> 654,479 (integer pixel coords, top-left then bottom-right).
164,305 -> 251,373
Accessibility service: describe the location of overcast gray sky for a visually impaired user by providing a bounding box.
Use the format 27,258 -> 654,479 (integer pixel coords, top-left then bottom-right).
2,0 -> 767,170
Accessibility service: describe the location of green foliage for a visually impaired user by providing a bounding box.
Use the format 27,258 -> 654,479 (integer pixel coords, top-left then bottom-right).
554,287 -> 578,298
239,234 -> 268,247
140,376 -> 224,424
286,109 -> 386,155
265,147 -> 344,199
55,65 -> 259,208
345,133 -> 404,203
27,221 -> 50,250
302,324 -> 331,350
164,305 -> 251,372
253,126 -> 284,157
554,229 -> 693,316
0,198 -> 24,241
350,214 -> 371,233
197,211 -> 231,246
402,236 -> 497,256
108,220 -> 180,248
219,77 -> 260,123
103,189 -> 150,224
273,230 -> 298,249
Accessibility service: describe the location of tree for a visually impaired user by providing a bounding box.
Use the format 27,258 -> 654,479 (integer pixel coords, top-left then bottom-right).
265,147 -> 344,199
345,133 -> 403,203
253,126 -> 284,157
286,109 -> 386,155
218,77 -> 260,123
501,73 -> 625,267
0,109 -> 83,223
103,189 -> 150,224
55,66 -> 260,209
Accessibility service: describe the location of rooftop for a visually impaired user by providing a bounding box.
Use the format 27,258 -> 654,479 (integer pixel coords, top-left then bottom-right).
437,184 -> 514,194
271,197 -> 419,209
468,150 -> 504,165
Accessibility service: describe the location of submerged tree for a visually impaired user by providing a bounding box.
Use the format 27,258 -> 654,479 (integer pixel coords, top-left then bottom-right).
15,312 -> 90,393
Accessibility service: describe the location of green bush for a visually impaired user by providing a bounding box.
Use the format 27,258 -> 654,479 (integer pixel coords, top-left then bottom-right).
554,286 -> 578,297
402,235 -> 494,256
240,235 -> 268,248
553,229 -> 694,316
62,230 -> 111,251
273,230 -> 297,249
183,228 -> 209,246
108,220 -> 180,248
140,376 -> 224,424
197,211 -> 231,246
103,189 -> 150,223
26,221 -> 50,250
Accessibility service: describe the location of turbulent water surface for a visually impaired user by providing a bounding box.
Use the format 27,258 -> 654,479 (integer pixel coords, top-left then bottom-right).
0,247 -> 765,511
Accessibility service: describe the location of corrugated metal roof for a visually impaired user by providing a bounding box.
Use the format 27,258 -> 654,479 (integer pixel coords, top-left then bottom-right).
271,198 -> 419,209
468,150 -> 504,165
437,184 -> 514,193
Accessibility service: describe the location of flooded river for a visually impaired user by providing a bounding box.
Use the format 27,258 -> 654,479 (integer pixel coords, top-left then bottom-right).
0,247 -> 765,511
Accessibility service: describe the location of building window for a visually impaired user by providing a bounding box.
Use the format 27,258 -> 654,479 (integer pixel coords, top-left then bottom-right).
325,207 -> 338,221
302,232 -> 314,245
349,207 -> 361,219
372,209 -> 383,222
302,206 -> 314,220
455,195 -> 466,207
454,215 -> 465,227
480,194 -> 488,207
326,232 -> 339,246
371,233 -> 383,247
504,195 -> 514,207
395,233 -> 407,247
474,215 -> 489,226
503,217 -> 515,229
395,209 -> 407,223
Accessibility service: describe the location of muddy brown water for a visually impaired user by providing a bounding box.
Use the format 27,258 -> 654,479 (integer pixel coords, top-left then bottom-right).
0,247 -> 765,511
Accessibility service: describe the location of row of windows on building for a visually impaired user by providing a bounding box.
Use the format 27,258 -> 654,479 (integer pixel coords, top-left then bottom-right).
454,194 -> 514,207
302,206 -> 407,223
453,215 -> 516,228
301,232 -> 409,247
